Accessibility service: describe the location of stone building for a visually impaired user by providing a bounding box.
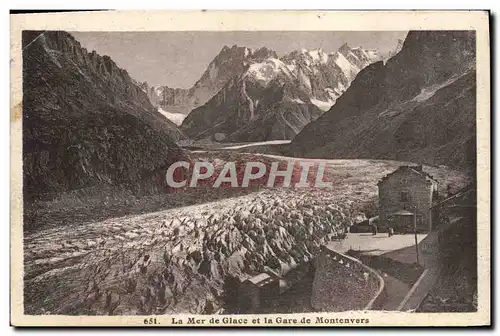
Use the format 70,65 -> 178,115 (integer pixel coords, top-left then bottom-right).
378,165 -> 438,232
238,272 -> 280,313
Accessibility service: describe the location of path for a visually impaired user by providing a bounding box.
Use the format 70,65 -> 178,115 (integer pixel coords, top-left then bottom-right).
382,230 -> 439,268
326,232 -> 429,311
380,272 -> 411,310
395,218 -> 468,311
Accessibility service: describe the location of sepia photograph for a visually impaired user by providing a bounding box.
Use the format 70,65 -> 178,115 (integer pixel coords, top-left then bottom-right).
10,10 -> 490,327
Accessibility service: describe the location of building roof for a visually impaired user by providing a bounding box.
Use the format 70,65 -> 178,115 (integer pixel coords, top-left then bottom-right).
244,272 -> 280,288
378,165 -> 438,185
392,209 -> 414,216
248,273 -> 271,285
354,216 -> 379,227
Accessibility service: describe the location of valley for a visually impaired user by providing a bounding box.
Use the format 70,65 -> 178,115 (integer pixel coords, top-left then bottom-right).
20,29 -> 478,316
23,147 -> 470,315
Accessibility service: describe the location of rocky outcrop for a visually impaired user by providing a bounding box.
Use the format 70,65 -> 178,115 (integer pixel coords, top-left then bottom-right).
22,30 -> 187,198
180,44 -> 381,142
288,31 -> 476,169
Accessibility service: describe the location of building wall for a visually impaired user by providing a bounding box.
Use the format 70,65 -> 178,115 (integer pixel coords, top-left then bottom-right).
378,169 -> 437,231
239,279 -> 280,313
259,281 -> 280,308
239,281 -> 260,313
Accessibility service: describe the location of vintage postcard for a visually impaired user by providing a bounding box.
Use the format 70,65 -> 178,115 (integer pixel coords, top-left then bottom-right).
10,10 -> 490,327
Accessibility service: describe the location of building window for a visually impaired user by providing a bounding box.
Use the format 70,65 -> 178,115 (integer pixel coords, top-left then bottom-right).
433,189 -> 439,202
400,191 -> 409,202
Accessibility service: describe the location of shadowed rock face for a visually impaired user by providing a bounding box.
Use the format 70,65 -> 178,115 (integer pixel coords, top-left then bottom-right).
22,31 -> 186,197
289,31 -> 476,169
180,45 -> 381,142
180,75 -> 324,142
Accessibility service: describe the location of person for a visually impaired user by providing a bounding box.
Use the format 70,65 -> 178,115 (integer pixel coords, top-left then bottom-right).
388,227 -> 394,237
372,224 -> 378,235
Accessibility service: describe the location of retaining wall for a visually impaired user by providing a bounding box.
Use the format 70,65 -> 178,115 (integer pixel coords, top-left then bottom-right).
311,246 -> 386,311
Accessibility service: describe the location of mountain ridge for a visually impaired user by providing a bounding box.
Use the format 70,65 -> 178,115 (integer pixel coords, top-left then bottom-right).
180,43 -> 382,142
288,31 -> 476,169
140,45 -> 278,116
22,30 -> 187,199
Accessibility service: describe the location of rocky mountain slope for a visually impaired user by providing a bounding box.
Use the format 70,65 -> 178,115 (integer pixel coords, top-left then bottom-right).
22,31 -> 186,199
180,44 -> 381,142
288,31 -> 476,169
140,45 -> 278,116
386,39 -> 404,59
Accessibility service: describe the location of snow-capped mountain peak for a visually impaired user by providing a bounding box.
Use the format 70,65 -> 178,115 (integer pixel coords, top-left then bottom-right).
245,58 -> 294,85
144,41 -> 385,121
181,42 -> 386,142
142,44 -> 278,115
298,48 -> 329,64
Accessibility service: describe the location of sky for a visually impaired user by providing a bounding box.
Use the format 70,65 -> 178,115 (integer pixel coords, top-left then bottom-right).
72,31 -> 408,89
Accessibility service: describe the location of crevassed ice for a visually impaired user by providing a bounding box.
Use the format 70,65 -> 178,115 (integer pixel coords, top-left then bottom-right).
246,58 -> 290,85
334,52 -> 359,79
158,107 -> 186,126
306,49 -> 329,65
310,97 -> 335,112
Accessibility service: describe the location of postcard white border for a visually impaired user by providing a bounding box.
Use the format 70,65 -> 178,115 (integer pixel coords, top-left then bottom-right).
10,10 -> 490,327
